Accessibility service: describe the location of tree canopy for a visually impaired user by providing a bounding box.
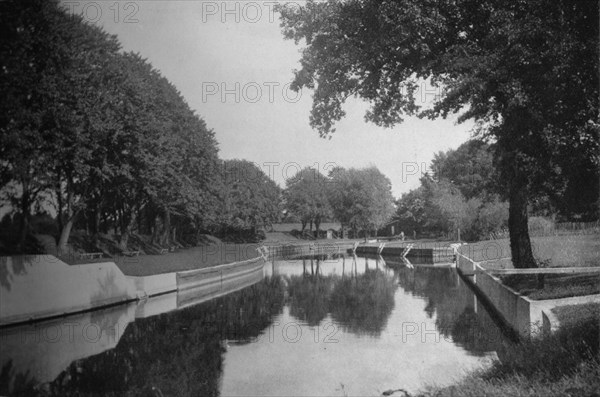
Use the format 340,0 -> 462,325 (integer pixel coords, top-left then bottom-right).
0,0 -> 237,252
218,160 -> 282,235
430,140 -> 499,200
278,0 -> 599,267
328,166 -> 395,237
284,167 -> 332,234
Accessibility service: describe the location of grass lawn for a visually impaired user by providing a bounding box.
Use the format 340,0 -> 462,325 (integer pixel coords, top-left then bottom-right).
500,273 -> 600,300
113,244 -> 262,276
459,234 -> 600,301
460,234 -> 600,269
553,302 -> 600,326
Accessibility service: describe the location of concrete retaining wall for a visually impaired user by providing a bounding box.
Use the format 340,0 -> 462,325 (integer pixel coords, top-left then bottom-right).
0,256 -> 137,326
177,257 -> 264,290
537,294 -> 600,334
458,256 -> 600,338
1,254 -> 266,327
177,261 -> 265,309
474,264 -> 535,337
128,273 -> 177,298
456,253 -> 477,275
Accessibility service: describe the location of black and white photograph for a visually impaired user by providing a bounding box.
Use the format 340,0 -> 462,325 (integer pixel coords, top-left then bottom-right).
1,0 -> 599,396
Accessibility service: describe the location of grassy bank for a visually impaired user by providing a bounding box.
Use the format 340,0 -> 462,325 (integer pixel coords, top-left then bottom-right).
420,311 -> 600,396
114,244 -> 262,276
553,302 -> 600,326
500,273 -> 600,300
460,234 -> 600,268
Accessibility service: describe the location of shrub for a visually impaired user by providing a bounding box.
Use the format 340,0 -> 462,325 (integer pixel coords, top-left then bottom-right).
491,315 -> 599,381
474,199 -> 509,239
528,216 -> 555,235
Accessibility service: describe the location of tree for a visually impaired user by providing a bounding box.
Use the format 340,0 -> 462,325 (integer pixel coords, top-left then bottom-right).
278,0 -> 599,267
0,0 -> 120,250
396,172 -> 509,241
431,140 -> 499,200
395,187 -> 427,236
218,160 -> 281,238
328,166 -> 395,238
1,0 -> 222,253
285,167 -> 332,235
119,53 -> 220,247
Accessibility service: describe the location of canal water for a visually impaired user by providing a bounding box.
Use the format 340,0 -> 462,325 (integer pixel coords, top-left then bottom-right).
0,254 -> 511,396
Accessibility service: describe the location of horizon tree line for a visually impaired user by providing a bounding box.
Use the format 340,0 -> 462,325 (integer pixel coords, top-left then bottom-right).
0,0 -> 396,254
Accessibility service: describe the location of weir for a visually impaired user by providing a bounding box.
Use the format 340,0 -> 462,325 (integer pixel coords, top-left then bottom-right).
354,244 -> 455,263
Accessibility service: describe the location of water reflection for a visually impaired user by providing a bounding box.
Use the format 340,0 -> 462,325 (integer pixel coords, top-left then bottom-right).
1,275 -> 285,396
329,265 -> 397,336
394,265 -> 510,355
287,258 -> 334,326
286,257 -> 397,336
1,254 -> 512,396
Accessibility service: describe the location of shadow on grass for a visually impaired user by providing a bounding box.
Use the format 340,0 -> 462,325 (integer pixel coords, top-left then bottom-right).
500,273 -> 600,300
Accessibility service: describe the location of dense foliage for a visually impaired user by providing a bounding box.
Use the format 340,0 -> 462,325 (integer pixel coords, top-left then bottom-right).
284,167 -> 332,234
216,160 -> 282,240
0,0 -> 277,252
327,166 -> 396,238
278,0 -> 599,267
283,165 -> 396,238
397,138 -> 599,241
397,141 -> 508,241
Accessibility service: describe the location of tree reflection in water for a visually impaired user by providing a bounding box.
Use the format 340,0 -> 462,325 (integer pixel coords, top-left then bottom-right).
30,276 -> 286,397
329,267 -> 397,336
286,256 -> 398,336
286,258 -> 335,326
394,264 -> 512,355
2,255 -> 514,396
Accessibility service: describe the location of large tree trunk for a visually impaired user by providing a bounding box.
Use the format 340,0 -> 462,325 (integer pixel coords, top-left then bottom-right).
92,208 -> 100,246
57,174 -> 79,255
17,216 -> 28,251
56,178 -> 63,233
151,215 -> 159,244
161,209 -> 171,246
100,211 -> 107,234
315,217 -> 321,239
58,215 -> 76,254
17,181 -> 31,252
508,175 -> 537,268
119,210 -> 137,251
136,205 -> 142,235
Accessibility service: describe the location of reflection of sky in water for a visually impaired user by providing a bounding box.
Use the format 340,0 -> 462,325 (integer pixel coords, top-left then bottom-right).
1,254 -> 508,396
223,256 -> 498,396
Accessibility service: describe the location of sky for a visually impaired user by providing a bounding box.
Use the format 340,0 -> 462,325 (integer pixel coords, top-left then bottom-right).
63,0 -> 475,197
